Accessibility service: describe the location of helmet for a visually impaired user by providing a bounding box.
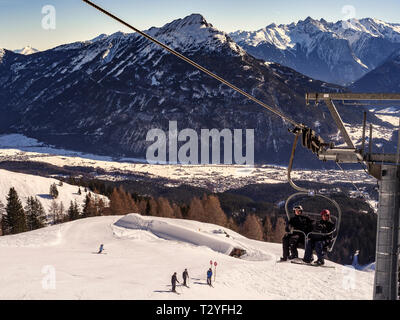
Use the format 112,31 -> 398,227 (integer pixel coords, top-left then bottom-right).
321,209 -> 330,216
293,205 -> 303,211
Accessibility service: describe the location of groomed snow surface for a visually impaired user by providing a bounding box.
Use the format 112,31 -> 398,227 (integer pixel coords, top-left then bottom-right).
0,213 -> 374,300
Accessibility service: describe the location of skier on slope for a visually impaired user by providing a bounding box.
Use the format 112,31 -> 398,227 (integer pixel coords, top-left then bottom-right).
97,244 -> 104,254
207,268 -> 212,286
302,209 -> 335,265
280,205 -> 313,261
182,268 -> 189,287
171,272 -> 179,292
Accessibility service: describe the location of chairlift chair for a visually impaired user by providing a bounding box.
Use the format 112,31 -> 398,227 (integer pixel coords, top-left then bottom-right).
284,192 -> 342,253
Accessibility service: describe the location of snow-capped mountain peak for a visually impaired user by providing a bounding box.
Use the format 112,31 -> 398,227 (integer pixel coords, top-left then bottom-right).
14,46 -> 39,55
146,13 -> 245,56
161,13 -> 212,30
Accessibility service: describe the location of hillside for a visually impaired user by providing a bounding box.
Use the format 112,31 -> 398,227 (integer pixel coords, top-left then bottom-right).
0,214 -> 374,299
0,168 -> 107,215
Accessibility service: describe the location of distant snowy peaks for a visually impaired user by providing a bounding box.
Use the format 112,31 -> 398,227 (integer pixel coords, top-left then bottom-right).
230,17 -> 400,48
14,46 -> 39,55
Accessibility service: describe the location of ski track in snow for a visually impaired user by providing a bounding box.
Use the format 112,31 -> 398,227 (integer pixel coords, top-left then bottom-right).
0,214 -> 374,299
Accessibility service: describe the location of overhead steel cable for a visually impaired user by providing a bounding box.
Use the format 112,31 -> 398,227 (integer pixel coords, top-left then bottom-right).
82,0 -> 303,128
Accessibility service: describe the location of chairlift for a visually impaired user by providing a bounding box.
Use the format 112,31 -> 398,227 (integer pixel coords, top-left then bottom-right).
284,192 -> 342,252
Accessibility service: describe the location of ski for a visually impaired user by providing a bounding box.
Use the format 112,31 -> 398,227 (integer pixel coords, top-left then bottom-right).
171,290 -> 181,295
291,260 -> 335,269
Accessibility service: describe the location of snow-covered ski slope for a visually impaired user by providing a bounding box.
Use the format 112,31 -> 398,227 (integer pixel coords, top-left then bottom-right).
0,214 -> 374,299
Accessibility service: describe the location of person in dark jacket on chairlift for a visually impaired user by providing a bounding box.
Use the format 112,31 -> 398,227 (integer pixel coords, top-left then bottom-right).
303,209 -> 335,265
280,205 -> 313,261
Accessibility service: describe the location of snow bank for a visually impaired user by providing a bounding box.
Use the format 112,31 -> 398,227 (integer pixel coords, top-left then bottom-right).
114,214 -> 243,255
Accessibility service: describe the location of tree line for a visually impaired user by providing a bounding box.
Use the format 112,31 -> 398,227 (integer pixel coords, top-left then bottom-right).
0,183 -> 287,245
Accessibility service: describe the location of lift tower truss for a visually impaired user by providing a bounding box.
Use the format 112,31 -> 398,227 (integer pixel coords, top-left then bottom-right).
306,92 -> 400,300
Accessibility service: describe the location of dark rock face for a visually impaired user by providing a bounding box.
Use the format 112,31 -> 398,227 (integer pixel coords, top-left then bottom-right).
350,50 -> 400,93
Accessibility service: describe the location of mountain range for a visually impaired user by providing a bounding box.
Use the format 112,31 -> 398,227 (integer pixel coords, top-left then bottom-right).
230,17 -> 400,86
0,14 -> 398,166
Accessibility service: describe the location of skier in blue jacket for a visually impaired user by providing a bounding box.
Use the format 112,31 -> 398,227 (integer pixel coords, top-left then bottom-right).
98,244 -> 104,254
207,268 -> 212,286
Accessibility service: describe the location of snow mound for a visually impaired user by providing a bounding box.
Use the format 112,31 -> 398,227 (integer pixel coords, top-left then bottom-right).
114,214 -> 244,256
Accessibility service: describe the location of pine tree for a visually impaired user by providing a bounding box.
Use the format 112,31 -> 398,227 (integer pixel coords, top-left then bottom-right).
263,216 -> 275,242
187,197 -> 205,222
82,194 -> 97,217
67,201 -> 80,221
274,217 -> 287,242
4,187 -> 27,234
95,196 -> 106,216
0,200 -> 5,236
109,188 -> 124,215
48,200 -> 60,224
145,200 -> 151,216
148,198 -> 159,216
157,197 -> 174,218
203,195 -> 228,227
226,217 -> 239,232
50,183 -> 59,199
117,186 -> 138,214
171,202 -> 183,219
240,214 -> 264,240
25,197 -> 46,231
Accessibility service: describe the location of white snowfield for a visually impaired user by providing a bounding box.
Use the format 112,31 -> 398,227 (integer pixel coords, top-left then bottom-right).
0,214 -> 374,300
0,169 -> 107,214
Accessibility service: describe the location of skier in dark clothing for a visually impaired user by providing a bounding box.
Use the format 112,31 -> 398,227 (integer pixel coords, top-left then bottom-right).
97,244 -> 104,254
303,209 -> 335,265
171,272 -> 179,292
280,205 -> 313,261
207,268 -> 212,286
182,268 -> 189,287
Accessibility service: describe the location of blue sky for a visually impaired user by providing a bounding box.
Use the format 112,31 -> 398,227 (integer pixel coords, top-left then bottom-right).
1,0 -> 400,51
